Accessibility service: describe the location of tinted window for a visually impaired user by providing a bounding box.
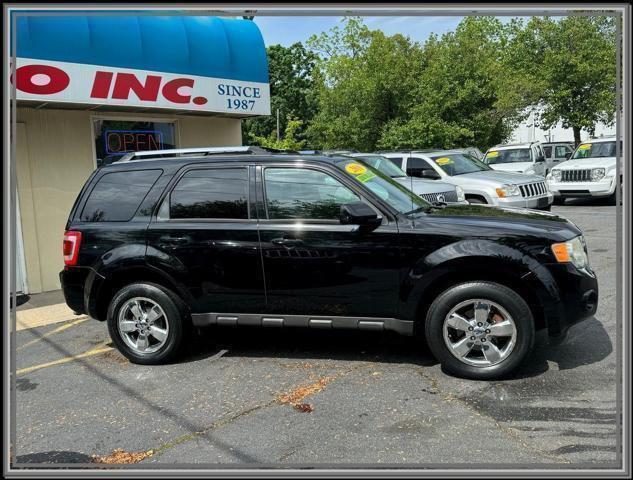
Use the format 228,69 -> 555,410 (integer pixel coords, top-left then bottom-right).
170,168 -> 249,219
555,145 -> 571,158
81,170 -> 161,222
408,157 -> 434,169
264,168 -> 360,220
387,157 -> 403,168
543,146 -> 553,158
429,153 -> 491,175
572,141 -> 619,159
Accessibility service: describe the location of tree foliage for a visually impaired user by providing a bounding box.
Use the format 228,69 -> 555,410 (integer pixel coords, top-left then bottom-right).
247,16 -> 617,152
242,43 -> 318,145
503,16 -> 617,144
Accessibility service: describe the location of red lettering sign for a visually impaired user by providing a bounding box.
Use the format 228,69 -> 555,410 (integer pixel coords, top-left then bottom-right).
111,73 -> 162,101
15,64 -> 70,95
162,78 -> 194,104
106,131 -> 163,154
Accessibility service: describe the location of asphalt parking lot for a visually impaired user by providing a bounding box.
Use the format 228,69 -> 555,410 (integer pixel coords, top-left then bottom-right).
12,200 -> 620,468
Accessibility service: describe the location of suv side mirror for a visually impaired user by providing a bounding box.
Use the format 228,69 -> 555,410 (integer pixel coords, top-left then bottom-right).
420,169 -> 441,180
564,152 -> 572,159
340,202 -> 382,230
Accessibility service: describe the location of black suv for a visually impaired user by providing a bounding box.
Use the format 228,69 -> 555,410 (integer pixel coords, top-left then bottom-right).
60,147 -> 598,379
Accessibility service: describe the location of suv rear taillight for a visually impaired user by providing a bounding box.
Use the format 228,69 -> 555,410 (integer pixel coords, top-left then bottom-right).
63,231 -> 82,266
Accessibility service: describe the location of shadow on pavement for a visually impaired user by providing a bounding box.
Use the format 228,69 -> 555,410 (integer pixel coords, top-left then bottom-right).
15,451 -> 94,464
184,314 -> 611,378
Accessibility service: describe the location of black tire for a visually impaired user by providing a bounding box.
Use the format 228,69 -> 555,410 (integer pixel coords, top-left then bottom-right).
553,197 -> 565,205
540,205 -> 552,212
107,282 -> 187,365
466,197 -> 487,205
424,281 -> 535,380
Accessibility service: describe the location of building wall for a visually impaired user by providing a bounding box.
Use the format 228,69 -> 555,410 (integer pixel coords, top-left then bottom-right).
16,107 -> 242,293
508,108 -> 618,144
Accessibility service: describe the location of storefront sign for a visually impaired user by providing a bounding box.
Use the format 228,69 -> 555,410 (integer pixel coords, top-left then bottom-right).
13,58 -> 271,116
105,130 -> 163,155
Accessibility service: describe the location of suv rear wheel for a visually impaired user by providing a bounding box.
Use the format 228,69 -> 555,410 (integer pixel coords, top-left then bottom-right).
424,281 -> 534,380
107,282 -> 186,364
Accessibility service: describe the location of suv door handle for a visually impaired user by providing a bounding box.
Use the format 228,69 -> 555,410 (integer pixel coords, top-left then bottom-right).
271,237 -> 303,247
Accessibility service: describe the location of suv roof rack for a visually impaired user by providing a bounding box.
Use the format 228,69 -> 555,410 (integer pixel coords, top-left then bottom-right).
116,146 -> 297,163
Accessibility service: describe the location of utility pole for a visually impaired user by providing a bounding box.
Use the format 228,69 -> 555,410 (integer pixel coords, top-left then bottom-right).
276,108 -> 280,141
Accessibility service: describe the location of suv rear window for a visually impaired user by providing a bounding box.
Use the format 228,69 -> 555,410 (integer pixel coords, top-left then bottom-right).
80,170 -> 161,222
170,168 -> 249,219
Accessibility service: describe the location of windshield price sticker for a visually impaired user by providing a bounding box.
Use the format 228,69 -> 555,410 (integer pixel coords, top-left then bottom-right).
486,151 -> 499,158
578,144 -> 592,150
345,163 -> 368,175
435,157 -> 454,165
356,171 -> 377,183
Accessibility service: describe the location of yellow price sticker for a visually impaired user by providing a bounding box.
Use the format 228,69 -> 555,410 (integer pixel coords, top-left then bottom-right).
578,144 -> 592,150
345,163 -> 367,175
435,157 -> 453,166
486,151 -> 499,157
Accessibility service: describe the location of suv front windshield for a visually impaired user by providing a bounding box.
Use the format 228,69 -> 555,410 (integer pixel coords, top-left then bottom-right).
352,155 -> 407,178
485,148 -> 532,164
572,141 -> 617,159
427,153 -> 492,176
336,159 -> 429,214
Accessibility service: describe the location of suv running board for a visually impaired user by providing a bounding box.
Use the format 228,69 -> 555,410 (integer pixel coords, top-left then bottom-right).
191,313 -> 415,336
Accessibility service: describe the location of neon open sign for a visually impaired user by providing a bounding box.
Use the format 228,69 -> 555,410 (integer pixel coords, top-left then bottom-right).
105,130 -> 164,155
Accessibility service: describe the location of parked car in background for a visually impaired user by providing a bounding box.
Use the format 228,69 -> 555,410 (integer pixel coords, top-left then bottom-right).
542,141 -> 574,169
345,153 -> 466,204
546,137 -> 621,205
61,146 -> 598,379
483,142 -> 549,176
380,150 -> 553,210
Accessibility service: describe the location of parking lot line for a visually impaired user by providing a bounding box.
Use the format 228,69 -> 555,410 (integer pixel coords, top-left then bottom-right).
16,342 -> 113,376
17,317 -> 89,351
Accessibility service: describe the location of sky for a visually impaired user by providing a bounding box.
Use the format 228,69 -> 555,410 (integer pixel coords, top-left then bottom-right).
254,16 -> 466,47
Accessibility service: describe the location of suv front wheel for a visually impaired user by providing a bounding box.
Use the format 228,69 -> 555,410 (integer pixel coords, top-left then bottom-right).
424,281 -> 534,380
107,282 -> 187,364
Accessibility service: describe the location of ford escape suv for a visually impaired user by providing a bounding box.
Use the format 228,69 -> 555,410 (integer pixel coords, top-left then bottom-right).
61,147 -> 598,379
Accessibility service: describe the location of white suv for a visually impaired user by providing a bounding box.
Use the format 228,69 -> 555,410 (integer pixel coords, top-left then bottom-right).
483,142 -> 550,176
546,137 -> 621,205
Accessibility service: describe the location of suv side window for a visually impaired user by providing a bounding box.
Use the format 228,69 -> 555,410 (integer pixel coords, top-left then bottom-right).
264,167 -> 360,220
543,146 -> 552,158
407,157 -> 435,177
169,168 -> 249,219
80,169 -> 161,222
387,157 -> 403,168
555,145 -> 570,158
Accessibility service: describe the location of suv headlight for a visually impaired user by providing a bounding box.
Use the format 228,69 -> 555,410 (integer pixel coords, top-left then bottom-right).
455,185 -> 465,202
551,169 -> 562,182
591,168 -> 605,181
495,184 -> 521,198
551,236 -> 589,269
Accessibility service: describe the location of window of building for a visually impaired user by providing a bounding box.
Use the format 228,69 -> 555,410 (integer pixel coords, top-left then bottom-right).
264,168 -> 360,220
81,170 -> 162,222
93,119 -> 177,167
169,168 -> 249,220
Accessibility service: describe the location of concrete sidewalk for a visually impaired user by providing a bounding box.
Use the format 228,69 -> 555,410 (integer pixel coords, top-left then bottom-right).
13,290 -> 85,331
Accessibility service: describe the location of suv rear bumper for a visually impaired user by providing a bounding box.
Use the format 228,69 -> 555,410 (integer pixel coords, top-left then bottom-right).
60,266 -> 105,317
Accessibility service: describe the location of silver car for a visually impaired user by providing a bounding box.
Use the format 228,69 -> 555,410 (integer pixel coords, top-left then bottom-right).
347,153 -> 467,204
380,150 -> 554,210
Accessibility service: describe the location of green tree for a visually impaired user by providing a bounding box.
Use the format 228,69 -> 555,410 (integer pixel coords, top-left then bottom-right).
378,17 -> 523,151
503,16 -> 617,145
249,117 -> 307,150
306,17 -> 424,151
242,43 -> 318,145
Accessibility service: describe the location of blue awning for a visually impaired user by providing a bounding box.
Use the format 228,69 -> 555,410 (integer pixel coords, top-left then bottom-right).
15,15 -> 268,84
